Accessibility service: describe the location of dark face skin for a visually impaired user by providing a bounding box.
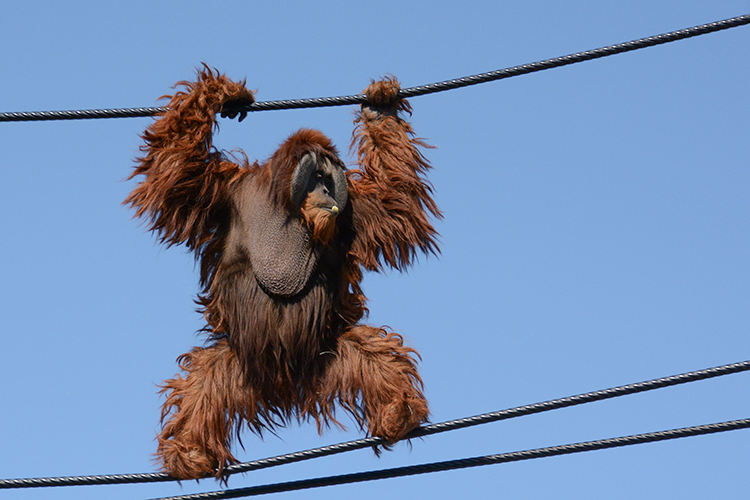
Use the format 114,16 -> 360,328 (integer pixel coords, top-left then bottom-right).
290,153 -> 348,216
306,158 -> 344,215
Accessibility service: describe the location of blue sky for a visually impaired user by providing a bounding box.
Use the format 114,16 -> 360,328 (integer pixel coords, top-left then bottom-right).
1,1 -> 749,499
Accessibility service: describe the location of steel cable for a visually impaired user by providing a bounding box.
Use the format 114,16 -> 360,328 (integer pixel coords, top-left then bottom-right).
1,13 -> 749,122
1,358 -> 748,489
151,418 -> 750,500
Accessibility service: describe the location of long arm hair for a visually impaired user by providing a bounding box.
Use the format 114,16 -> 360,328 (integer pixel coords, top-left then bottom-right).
125,67 -> 254,255
348,77 -> 442,272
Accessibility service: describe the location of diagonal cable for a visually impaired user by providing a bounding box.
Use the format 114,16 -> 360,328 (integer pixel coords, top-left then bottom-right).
151,418 -> 750,500
1,358 -> 748,489
1,13 -> 749,122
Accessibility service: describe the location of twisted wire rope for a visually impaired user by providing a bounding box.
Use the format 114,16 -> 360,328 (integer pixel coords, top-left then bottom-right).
152,418 -> 750,500
1,358 -> 748,489
1,12 -> 749,122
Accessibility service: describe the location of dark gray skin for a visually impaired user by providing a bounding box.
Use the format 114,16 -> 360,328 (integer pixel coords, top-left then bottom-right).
223,152 -> 348,299
290,152 -> 348,215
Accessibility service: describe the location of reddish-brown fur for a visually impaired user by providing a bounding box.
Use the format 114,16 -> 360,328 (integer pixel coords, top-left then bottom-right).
126,67 -> 441,480
301,190 -> 338,245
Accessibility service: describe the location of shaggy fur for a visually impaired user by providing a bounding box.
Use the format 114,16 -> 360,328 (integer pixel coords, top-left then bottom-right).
126,67 -> 441,480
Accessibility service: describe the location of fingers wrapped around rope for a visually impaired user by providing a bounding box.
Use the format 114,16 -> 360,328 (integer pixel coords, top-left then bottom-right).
220,97 -> 255,122
361,76 -> 412,119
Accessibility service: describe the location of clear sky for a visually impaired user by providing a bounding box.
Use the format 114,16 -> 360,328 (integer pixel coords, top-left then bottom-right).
1,1 -> 749,499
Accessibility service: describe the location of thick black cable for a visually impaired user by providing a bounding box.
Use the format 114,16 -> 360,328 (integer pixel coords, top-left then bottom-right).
1,359 -> 748,489
224,358 -> 750,475
1,12 -> 749,122
152,418 -> 750,500
0,106 -> 170,122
